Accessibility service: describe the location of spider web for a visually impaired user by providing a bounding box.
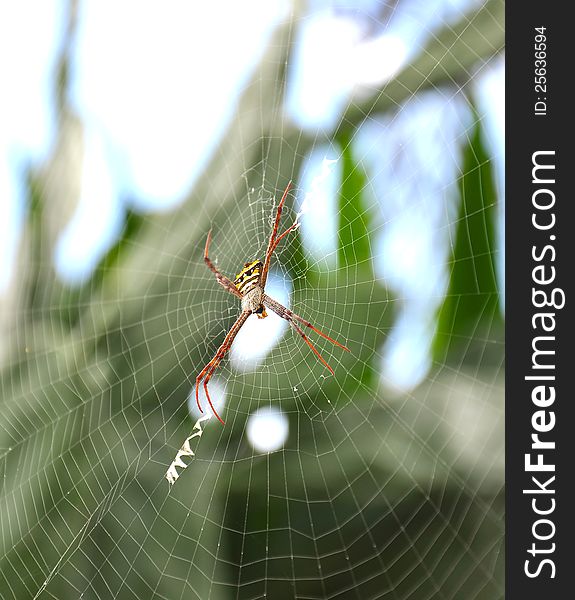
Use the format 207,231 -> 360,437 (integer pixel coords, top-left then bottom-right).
0,1 -> 504,599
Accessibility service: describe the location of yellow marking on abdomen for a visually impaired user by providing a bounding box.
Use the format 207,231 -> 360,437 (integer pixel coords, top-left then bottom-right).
234,260 -> 263,294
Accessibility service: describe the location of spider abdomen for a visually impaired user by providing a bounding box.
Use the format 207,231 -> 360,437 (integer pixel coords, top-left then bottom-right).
234,260 -> 263,294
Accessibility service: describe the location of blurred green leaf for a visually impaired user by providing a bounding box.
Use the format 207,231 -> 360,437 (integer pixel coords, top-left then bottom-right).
335,137 -> 383,395
434,114 -> 502,363
337,138 -> 373,270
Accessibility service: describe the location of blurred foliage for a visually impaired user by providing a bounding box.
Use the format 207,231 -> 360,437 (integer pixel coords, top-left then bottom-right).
0,2 -> 504,599
434,114 -> 503,366
336,137 -> 383,395
337,137 -> 373,270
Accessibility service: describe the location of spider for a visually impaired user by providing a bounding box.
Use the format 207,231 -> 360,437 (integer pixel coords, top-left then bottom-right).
196,181 -> 349,425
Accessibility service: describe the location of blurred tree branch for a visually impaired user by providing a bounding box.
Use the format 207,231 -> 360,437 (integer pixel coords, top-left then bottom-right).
343,0 -> 504,127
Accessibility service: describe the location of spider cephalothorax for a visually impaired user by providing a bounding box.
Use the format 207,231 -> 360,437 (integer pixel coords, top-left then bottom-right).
196,181 -> 349,425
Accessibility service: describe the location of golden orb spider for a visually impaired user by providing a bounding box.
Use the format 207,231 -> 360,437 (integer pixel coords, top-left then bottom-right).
197,181 -> 349,425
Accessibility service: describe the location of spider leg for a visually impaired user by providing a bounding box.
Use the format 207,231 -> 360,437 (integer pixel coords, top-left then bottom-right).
264,294 -> 349,351
260,181 -> 292,287
195,310 -> 251,425
204,230 -> 242,299
269,221 -> 300,256
289,319 -> 335,375
295,319 -> 349,351
202,362 -> 224,423
195,359 -> 219,412
263,294 -> 349,374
